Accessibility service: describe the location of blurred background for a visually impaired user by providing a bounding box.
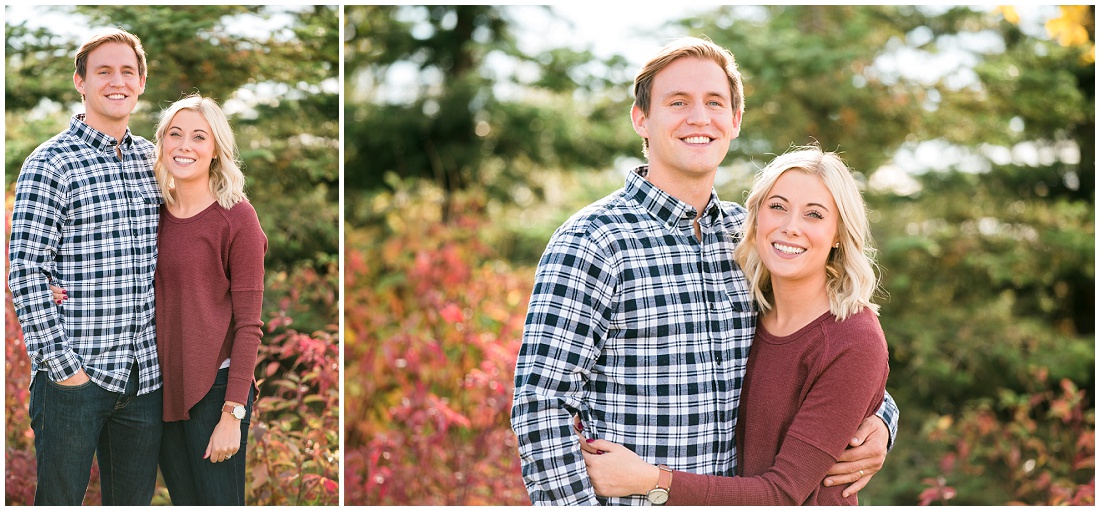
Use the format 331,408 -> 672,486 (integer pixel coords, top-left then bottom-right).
343,4 -> 1094,505
4,5 -> 339,505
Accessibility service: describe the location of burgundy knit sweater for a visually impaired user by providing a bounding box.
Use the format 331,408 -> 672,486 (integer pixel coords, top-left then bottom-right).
667,308 -> 889,505
155,200 -> 267,422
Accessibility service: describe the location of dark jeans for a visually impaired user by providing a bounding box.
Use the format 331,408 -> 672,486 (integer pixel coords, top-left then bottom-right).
29,364 -> 163,505
159,367 -> 253,505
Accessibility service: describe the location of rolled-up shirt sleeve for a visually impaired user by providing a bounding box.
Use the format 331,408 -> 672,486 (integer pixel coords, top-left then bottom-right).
511,225 -> 615,505
8,152 -> 82,382
876,389 -> 899,451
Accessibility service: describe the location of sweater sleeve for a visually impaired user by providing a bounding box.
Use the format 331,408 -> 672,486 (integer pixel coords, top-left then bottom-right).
224,201 -> 268,405
667,317 -> 889,505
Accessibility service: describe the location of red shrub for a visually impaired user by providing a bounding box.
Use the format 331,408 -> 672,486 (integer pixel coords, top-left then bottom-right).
922,367 -> 1094,505
343,194 -> 532,505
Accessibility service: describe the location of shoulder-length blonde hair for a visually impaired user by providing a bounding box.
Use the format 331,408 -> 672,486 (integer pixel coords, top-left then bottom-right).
734,146 -> 881,320
153,94 -> 247,209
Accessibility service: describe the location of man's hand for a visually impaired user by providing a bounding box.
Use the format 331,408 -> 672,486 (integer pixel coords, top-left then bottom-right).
823,416 -> 888,498
57,368 -> 90,387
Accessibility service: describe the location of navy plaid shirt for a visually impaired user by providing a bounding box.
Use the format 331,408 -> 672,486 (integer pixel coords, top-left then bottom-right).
512,166 -> 898,505
8,115 -> 162,395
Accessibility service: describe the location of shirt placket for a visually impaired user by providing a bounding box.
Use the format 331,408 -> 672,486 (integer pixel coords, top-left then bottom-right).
673,208 -> 723,476
692,212 -> 729,474
714,213 -> 745,473
113,141 -> 139,384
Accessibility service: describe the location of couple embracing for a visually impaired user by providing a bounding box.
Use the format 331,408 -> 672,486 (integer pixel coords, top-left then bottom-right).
9,28 -> 267,505
512,36 -> 896,505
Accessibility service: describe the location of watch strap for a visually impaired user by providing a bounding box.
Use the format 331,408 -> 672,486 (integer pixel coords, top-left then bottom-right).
222,403 -> 244,420
656,464 -> 672,492
645,464 -> 673,504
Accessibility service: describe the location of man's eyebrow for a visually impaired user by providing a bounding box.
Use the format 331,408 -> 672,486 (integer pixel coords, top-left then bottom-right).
661,90 -> 730,99
92,63 -> 138,70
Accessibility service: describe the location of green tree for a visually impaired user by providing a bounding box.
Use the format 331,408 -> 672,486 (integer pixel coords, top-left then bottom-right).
344,5 -> 636,221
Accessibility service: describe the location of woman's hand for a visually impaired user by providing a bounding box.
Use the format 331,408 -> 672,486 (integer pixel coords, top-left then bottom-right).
48,284 -> 67,304
581,438 -> 660,498
205,403 -> 243,463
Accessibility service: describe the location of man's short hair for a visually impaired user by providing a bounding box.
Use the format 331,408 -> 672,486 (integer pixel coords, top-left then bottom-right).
74,28 -> 147,80
633,36 -> 744,116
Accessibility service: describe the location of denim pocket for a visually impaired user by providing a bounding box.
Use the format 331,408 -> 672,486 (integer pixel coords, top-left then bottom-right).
47,377 -> 95,392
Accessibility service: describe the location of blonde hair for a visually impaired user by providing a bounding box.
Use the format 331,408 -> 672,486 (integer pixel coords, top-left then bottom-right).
153,94 -> 247,209
633,36 -> 744,157
734,146 -> 880,320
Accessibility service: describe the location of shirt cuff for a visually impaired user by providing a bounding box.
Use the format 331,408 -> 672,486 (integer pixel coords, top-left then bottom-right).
43,349 -> 83,383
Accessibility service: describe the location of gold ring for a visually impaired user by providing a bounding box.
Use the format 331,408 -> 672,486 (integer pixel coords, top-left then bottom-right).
859,469 -> 864,477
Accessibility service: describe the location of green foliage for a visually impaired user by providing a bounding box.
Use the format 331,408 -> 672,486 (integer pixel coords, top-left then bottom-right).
343,183 -> 532,505
344,5 -> 637,219
674,5 -> 924,175
860,161 -> 1094,504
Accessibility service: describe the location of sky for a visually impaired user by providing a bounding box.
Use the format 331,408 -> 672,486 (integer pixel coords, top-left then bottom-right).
4,4 -> 306,41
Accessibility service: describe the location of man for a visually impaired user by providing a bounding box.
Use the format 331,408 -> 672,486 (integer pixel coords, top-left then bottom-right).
511,36 -> 898,505
8,28 -> 162,505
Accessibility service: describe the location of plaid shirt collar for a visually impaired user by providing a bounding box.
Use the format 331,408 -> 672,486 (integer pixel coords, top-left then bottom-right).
627,165 -> 724,231
69,114 -> 135,152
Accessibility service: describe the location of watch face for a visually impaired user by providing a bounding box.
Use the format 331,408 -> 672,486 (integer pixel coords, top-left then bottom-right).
646,488 -> 669,505
233,406 -> 246,420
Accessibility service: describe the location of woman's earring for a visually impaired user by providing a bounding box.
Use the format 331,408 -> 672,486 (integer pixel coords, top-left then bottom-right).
833,243 -> 840,249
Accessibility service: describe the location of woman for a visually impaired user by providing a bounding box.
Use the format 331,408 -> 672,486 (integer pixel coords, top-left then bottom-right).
54,94 -> 267,505
579,146 -> 889,505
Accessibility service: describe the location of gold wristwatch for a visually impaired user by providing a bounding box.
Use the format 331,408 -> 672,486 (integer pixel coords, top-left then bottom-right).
645,464 -> 673,505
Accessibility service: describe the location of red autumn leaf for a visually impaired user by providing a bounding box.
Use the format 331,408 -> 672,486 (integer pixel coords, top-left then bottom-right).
440,303 -> 464,323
